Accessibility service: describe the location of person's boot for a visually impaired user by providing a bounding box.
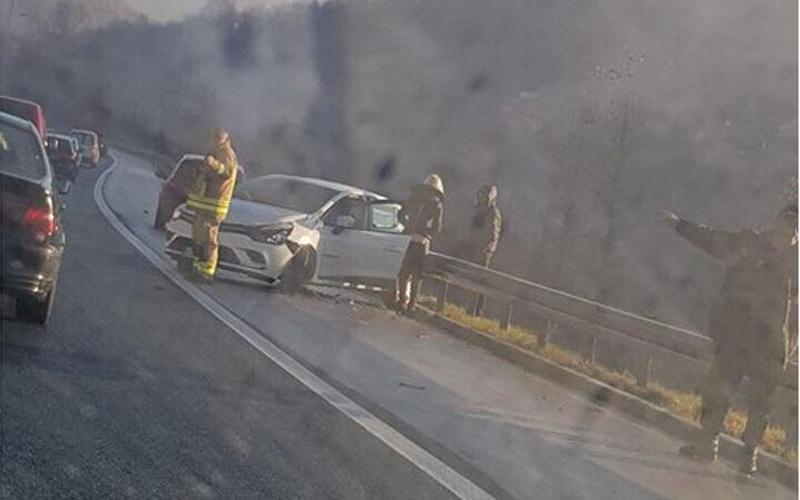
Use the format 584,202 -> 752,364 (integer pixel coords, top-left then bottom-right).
738,445 -> 758,477
679,435 -> 719,463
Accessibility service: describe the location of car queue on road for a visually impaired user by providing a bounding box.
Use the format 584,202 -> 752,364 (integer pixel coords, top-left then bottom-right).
0,95 -> 108,325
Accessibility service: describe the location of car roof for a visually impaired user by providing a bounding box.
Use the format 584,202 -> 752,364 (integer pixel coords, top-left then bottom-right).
250,174 -> 386,200
71,129 -> 97,136
1,96 -> 41,109
180,154 -> 205,162
179,154 -> 243,169
49,132 -> 73,140
1,111 -> 38,132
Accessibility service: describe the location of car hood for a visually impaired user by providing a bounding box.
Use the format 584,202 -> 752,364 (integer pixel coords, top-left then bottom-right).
224,199 -> 308,226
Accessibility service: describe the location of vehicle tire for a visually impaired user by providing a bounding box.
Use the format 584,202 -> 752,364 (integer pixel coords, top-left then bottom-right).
18,281 -> 57,326
279,247 -> 314,293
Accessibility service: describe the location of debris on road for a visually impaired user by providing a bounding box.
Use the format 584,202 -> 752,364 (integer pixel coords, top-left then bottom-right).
399,382 -> 426,391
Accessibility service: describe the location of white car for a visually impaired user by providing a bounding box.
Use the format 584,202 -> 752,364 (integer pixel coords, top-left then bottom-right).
165,174 -> 411,293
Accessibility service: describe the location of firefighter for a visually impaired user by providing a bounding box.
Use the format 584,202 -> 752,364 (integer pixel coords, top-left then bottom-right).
469,184 -> 502,316
187,128 -> 239,283
660,202 -> 798,476
396,174 -> 445,313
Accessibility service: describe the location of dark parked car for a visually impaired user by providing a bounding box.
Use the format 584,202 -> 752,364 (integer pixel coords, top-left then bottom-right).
0,112 -> 66,324
46,133 -> 81,182
1,96 -> 48,142
70,129 -> 100,167
154,154 -> 246,230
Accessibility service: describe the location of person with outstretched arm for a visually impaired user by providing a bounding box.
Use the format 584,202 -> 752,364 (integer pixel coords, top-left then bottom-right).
659,203 -> 798,476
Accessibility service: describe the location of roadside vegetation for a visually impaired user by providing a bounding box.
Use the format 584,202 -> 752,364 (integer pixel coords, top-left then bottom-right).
420,299 -> 796,464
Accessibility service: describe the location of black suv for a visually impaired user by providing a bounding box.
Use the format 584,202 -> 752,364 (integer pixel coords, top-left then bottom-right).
1,112 -> 66,324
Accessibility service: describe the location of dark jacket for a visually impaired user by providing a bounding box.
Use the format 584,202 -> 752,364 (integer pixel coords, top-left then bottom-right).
400,184 -> 444,242
470,188 -> 502,258
676,219 -> 797,370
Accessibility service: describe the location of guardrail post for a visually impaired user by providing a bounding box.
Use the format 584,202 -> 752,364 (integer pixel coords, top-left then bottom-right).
588,336 -> 598,364
636,352 -> 653,388
538,320 -> 556,349
500,304 -> 513,331
436,280 -> 449,314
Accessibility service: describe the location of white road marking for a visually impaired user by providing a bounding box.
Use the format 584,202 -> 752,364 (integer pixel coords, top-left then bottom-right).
95,154 -> 494,500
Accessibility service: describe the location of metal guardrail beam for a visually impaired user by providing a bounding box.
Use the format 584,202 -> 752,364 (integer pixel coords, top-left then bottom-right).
425,252 -> 798,390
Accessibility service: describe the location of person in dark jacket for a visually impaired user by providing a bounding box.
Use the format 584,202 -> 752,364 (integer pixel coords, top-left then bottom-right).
661,203 -> 798,476
396,174 -> 445,313
469,184 -> 503,267
469,184 -> 502,315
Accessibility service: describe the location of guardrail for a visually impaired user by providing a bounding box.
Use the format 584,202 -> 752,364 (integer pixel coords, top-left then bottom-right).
114,141 -> 797,393
425,252 -> 798,392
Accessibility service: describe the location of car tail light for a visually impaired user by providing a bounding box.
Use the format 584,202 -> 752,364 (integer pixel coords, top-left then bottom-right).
22,207 -> 55,242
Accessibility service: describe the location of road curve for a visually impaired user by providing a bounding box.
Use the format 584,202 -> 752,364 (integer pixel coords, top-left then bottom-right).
0,159 -> 456,500
2,151 -> 795,500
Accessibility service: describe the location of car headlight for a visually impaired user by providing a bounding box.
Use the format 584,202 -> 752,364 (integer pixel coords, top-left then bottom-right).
249,223 -> 293,245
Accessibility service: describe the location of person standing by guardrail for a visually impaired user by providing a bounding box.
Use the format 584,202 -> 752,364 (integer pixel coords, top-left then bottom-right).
396,174 -> 445,313
469,184 -> 502,316
660,202 -> 798,477
187,128 -> 239,283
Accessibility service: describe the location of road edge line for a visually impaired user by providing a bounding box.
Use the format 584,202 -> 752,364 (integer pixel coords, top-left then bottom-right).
95,153 -> 494,500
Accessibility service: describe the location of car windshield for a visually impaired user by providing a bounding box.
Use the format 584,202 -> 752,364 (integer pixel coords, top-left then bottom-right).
236,177 -> 338,214
0,122 -> 46,178
55,138 -> 73,154
76,133 -> 94,146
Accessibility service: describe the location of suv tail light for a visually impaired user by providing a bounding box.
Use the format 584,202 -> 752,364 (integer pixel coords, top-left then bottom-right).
22,207 -> 55,242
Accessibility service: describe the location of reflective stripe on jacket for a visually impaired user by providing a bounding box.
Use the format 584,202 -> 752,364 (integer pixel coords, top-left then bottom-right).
188,140 -> 238,219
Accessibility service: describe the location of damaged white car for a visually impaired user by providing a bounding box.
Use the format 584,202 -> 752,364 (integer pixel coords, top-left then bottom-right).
165,174 -> 410,293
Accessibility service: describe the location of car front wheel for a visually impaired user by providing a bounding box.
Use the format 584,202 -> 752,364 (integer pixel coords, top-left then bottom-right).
279,247 -> 314,293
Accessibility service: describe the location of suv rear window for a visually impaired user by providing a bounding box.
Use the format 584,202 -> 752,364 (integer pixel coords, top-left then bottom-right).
77,133 -> 95,146
0,122 -> 47,178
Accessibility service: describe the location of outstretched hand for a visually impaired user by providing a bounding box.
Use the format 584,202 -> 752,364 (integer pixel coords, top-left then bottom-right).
656,210 -> 681,229
205,154 -> 215,166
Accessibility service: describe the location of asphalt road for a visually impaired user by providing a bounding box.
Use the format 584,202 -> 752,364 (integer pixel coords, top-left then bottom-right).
0,159 -> 455,500
1,151 -> 796,500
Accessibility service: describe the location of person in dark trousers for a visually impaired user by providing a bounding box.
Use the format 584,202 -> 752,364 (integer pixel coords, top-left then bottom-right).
469,184 -> 502,315
396,174 -> 445,313
660,202 -> 798,476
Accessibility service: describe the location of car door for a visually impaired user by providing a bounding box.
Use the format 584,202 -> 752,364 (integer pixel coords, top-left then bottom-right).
359,200 -> 411,280
315,195 -> 369,280
316,198 -> 410,284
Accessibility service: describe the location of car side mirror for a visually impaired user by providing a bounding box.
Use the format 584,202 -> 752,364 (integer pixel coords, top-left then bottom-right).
155,165 -> 169,180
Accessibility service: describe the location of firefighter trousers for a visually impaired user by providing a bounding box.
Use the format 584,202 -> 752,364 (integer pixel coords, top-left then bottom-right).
192,212 -> 223,280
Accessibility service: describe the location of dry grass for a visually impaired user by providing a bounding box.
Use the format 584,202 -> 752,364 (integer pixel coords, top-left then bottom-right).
423,299 -> 796,463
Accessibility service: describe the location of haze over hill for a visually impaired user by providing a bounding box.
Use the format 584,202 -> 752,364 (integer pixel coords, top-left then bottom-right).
1,0 -> 140,36
1,0 -> 795,331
